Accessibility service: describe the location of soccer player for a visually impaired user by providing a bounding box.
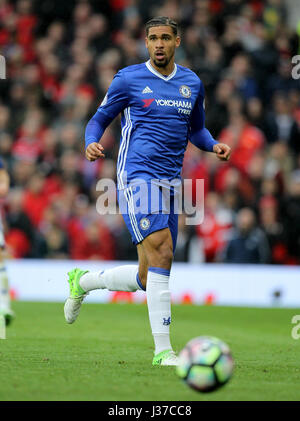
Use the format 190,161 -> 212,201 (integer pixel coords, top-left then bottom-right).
0,158 -> 14,325
64,17 -> 231,365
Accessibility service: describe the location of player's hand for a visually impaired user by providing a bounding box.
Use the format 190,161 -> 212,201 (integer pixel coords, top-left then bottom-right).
213,143 -> 231,161
85,142 -> 105,161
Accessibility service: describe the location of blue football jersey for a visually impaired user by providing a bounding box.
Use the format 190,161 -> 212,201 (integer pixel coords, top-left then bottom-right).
86,60 -> 217,189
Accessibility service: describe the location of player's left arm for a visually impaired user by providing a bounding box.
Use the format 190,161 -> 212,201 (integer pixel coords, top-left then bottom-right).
189,82 -> 231,162
0,168 -> 10,197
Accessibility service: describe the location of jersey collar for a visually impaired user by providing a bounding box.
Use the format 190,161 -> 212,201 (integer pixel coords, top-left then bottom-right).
145,59 -> 177,81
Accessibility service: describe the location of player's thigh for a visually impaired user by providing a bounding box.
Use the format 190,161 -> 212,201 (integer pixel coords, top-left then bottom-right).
141,227 -> 173,269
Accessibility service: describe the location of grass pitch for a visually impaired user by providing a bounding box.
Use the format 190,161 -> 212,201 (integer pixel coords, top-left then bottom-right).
0,302 -> 300,401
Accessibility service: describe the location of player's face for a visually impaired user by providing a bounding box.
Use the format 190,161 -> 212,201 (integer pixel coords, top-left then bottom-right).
146,26 -> 180,69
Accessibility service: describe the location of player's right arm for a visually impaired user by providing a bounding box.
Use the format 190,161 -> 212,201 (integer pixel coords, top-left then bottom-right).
85,70 -> 129,161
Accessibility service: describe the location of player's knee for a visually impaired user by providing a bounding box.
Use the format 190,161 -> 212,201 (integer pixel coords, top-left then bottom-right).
162,242 -> 173,260
142,229 -> 173,269
153,243 -> 173,268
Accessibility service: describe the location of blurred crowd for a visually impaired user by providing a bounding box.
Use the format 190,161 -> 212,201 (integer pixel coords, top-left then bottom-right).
0,0 -> 300,264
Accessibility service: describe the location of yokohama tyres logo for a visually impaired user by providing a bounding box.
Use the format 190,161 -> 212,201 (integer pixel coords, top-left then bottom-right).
141,98 -> 192,114
155,99 -> 192,109
142,98 -> 192,109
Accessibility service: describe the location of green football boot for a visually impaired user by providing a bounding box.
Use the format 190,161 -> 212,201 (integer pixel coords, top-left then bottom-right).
64,268 -> 89,324
152,349 -> 179,366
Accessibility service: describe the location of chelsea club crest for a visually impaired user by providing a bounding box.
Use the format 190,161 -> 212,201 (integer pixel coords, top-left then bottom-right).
179,85 -> 192,98
140,217 -> 150,230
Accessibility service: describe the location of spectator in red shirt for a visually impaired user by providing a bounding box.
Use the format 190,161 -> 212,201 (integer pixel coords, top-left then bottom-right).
218,110 -> 265,174
22,172 -> 49,227
71,219 -> 116,260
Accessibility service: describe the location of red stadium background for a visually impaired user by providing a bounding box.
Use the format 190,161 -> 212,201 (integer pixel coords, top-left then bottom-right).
0,0 -> 300,268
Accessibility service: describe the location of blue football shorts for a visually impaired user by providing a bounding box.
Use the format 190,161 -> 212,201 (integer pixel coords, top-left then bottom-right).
117,181 -> 180,253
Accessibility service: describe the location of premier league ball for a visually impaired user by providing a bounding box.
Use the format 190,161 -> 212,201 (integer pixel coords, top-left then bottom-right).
176,336 -> 234,393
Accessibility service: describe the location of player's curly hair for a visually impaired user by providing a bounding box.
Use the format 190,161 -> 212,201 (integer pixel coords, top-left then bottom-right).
145,17 -> 178,36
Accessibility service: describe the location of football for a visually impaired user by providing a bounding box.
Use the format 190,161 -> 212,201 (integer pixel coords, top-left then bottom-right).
176,336 -> 234,393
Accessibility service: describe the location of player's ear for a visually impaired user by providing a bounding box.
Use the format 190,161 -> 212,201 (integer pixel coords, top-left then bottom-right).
175,36 -> 181,48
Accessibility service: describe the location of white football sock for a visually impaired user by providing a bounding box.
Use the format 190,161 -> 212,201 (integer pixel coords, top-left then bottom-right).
0,262 -> 10,310
79,265 -> 145,292
146,267 -> 172,355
